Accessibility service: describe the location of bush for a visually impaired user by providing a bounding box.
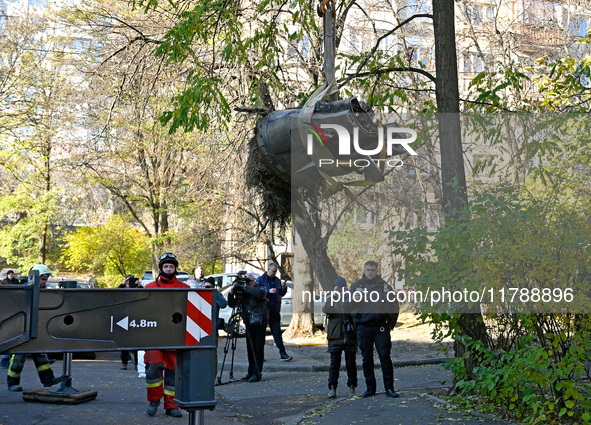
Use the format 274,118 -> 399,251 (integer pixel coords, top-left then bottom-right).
390,183 -> 591,424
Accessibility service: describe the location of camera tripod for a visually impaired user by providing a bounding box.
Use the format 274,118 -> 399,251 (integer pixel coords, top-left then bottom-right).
216,301 -> 261,385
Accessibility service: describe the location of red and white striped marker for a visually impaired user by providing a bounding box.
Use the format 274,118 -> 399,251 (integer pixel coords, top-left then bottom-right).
186,291 -> 213,346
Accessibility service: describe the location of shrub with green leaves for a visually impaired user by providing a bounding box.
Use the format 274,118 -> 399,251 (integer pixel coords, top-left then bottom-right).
390,184 -> 591,424
61,214 -> 152,280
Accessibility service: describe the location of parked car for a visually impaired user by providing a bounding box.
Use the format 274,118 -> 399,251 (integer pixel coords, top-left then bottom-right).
45,280 -> 92,289
140,270 -> 189,286
218,281 -> 325,337
175,271 -> 190,284
139,270 -> 153,287
204,273 -> 259,290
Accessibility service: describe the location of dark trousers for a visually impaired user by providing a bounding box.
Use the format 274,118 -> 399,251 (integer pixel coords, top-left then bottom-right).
121,350 -> 137,365
246,324 -> 266,378
268,311 -> 286,354
328,347 -> 358,389
7,354 -> 56,387
357,325 -> 394,393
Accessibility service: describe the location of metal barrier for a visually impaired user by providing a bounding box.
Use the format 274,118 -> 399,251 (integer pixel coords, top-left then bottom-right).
0,271 -> 217,424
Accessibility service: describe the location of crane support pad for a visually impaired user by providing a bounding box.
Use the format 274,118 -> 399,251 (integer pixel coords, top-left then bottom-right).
22,388 -> 98,404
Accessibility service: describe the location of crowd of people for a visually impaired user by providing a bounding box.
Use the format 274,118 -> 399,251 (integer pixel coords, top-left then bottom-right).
1,256 -> 400,418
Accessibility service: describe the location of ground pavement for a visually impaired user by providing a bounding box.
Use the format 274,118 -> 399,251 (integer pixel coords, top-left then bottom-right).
0,336 -> 512,425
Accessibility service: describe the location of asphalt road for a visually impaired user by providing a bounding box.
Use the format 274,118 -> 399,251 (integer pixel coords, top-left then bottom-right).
0,349 -> 509,425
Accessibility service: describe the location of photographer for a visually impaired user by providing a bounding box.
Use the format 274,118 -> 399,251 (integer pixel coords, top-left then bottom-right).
118,275 -> 142,370
227,274 -> 268,383
201,277 -> 228,335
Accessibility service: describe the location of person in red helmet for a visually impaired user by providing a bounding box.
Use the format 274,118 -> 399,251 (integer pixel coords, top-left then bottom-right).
144,253 -> 189,418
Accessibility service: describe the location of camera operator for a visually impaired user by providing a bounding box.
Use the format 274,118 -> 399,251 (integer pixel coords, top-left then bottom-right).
227,274 -> 268,383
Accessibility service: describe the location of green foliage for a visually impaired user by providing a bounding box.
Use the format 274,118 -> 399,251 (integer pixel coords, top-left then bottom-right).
448,315 -> 591,425
389,182 -> 591,424
0,184 -> 62,271
61,214 -> 151,279
463,65 -> 532,113
159,74 -> 231,134
327,214 -> 387,284
140,0 -> 289,132
536,55 -> 591,111
130,0 -> 440,133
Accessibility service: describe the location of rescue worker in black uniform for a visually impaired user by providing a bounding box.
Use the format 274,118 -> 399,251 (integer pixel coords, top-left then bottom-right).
6,264 -> 62,391
347,260 -> 399,398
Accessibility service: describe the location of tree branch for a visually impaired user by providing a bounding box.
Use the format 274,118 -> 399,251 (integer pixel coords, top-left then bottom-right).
340,66 -> 436,88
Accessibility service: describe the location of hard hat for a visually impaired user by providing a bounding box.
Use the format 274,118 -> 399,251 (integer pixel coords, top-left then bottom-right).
158,253 -> 178,271
30,264 -> 52,277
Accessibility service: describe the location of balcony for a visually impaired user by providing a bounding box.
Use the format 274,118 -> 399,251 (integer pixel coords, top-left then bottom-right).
513,23 -> 564,55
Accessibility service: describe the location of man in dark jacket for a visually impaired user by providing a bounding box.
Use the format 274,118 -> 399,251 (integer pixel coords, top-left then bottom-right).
118,275 -> 141,370
257,263 -> 293,361
228,274 -> 268,382
2,270 -> 20,285
347,261 -> 399,398
322,277 -> 357,398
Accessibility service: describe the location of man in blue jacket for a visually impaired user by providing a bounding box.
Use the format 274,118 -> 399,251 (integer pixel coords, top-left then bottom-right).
257,263 -> 293,361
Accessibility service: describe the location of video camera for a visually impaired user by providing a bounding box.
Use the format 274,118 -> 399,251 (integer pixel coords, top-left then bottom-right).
232,271 -> 249,289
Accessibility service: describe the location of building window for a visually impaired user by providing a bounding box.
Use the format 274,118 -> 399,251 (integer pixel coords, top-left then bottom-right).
463,54 -> 484,75
354,204 -> 376,227
348,31 -> 360,53
381,34 -> 395,52
0,3 -> 6,31
522,1 -> 564,26
300,36 -> 311,59
410,46 -> 434,69
464,4 -> 495,25
570,16 -> 589,37
70,39 -> 91,50
407,0 -> 432,15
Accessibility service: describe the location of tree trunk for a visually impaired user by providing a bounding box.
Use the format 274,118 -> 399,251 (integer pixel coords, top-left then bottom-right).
433,0 -> 489,375
433,0 -> 466,220
39,142 -> 51,264
292,200 -> 338,292
283,229 -> 316,339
